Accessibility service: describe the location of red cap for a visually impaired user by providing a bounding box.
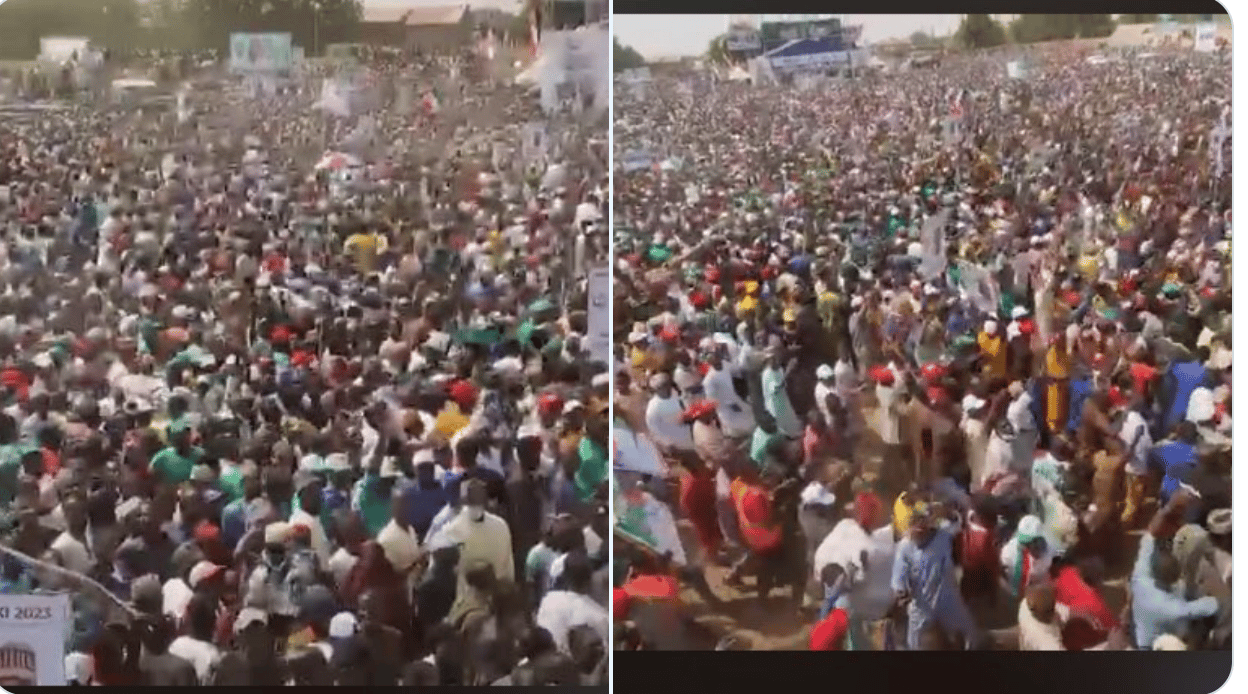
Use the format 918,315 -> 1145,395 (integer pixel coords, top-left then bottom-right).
854,492 -> 883,529
926,386 -> 948,405
809,609 -> 850,650
448,380 -> 479,410
537,392 -> 564,415
681,400 -> 718,422
659,326 -> 680,342
193,520 -> 221,543
740,488 -> 770,525
868,365 -> 896,386
920,362 -> 946,382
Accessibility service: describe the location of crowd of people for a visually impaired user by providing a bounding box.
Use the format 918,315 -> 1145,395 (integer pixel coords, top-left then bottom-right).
0,40 -> 610,685
611,42 -> 1231,652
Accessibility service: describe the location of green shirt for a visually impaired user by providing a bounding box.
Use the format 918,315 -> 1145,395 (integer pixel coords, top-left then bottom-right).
217,464 -> 244,503
149,446 -> 204,485
573,437 -> 607,502
354,472 -> 391,537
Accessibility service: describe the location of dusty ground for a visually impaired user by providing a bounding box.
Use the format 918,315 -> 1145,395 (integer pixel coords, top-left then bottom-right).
667,402 -> 1141,650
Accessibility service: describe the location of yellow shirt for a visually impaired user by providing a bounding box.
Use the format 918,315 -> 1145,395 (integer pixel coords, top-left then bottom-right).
978,331 -> 1008,378
344,233 -> 388,274
433,403 -> 471,441
1045,344 -> 1071,380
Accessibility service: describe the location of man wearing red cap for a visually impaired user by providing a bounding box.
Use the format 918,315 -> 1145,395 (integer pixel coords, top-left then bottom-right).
809,608 -> 849,650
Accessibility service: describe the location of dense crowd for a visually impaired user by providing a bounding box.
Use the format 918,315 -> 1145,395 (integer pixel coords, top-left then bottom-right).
0,44 -> 610,685
611,43 -> 1231,652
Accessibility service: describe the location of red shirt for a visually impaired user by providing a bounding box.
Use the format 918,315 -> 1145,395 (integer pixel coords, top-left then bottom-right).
1052,565 -> 1117,650
960,518 -> 999,576
1129,362 -> 1158,398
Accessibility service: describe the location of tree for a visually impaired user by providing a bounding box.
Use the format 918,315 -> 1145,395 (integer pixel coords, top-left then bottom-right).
955,14 -> 1006,50
182,0 -> 360,54
1118,14 -> 1159,25
613,37 -> 645,72
706,35 -> 730,66
909,31 -> 935,48
1009,14 -> 1114,44
1075,14 -> 1115,39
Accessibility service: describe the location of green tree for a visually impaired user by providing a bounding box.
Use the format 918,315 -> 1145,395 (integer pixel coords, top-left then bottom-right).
909,31 -> 934,47
613,37 -> 645,72
1075,14 -> 1115,38
706,34 -> 730,65
183,0 -> 360,54
1118,14 -> 1159,25
955,14 -> 1007,50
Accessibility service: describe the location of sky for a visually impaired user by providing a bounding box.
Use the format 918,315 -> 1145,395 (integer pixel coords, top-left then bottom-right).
613,14 -> 967,59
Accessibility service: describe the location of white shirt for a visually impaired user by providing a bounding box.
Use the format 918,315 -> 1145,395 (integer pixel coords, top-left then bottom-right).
535,590 -> 609,653
703,366 -> 754,437
327,547 -> 358,587
645,394 -> 695,451
851,525 -> 898,621
813,518 -> 872,587
168,636 -> 221,683
1017,601 -> 1069,651
875,384 -> 902,445
50,531 -> 93,575
376,518 -> 422,574
162,578 -> 194,620
1118,410 -> 1153,476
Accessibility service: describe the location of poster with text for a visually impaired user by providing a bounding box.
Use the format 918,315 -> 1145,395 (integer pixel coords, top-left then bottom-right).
587,267 -> 610,365
0,593 -> 71,686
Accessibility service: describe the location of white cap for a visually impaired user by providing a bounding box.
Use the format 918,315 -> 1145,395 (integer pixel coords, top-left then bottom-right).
816,364 -> 834,380
562,400 -> 585,415
264,521 -> 292,545
329,611 -> 358,638
187,561 -> 224,589
961,394 -> 987,413
233,607 -> 268,634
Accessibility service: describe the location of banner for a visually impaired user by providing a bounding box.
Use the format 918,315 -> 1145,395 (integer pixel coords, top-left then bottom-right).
587,266 -> 610,364
39,37 -> 89,64
316,78 -> 351,117
726,27 -> 762,51
918,208 -> 951,280
0,593 -> 72,685
521,122 -> 548,163
1194,23 -> 1217,52
1006,60 -> 1028,80
620,149 -> 654,173
229,33 -> 294,73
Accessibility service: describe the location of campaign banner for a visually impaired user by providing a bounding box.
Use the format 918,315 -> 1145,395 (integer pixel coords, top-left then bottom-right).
1194,23 -> 1218,53
39,37 -> 89,64
726,28 -> 761,52
1006,60 -> 1028,80
587,266 -> 610,364
229,33 -> 294,73
0,593 -> 72,686
620,149 -> 654,173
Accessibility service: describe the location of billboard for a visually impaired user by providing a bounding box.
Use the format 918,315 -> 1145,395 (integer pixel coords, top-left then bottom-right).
39,37 -> 89,64
759,17 -> 842,52
1194,23 -> 1217,52
229,33 -> 294,73
726,26 -> 762,52
0,594 -> 72,686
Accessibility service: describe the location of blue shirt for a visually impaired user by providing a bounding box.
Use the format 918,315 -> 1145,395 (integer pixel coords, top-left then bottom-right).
891,524 -> 963,616
1130,534 -> 1219,649
402,484 -> 450,540
221,498 -> 248,550
1150,441 -> 1197,504
1066,377 -> 1093,433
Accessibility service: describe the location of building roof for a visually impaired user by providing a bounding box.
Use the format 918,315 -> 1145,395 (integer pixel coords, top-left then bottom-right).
360,2 -> 468,25
361,6 -> 412,23
404,5 -> 469,26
